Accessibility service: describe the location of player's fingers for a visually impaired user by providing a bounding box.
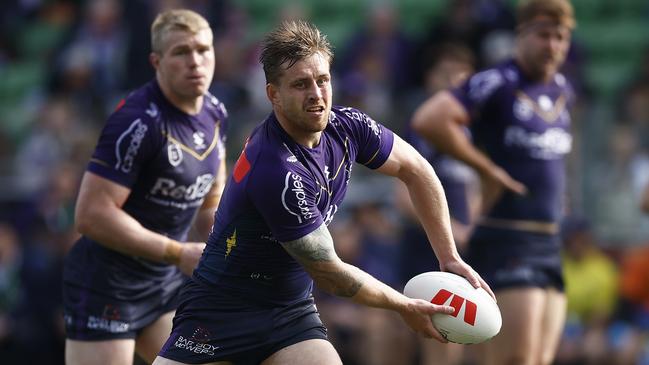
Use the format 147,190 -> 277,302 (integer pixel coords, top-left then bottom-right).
506,177 -> 528,195
479,277 -> 496,301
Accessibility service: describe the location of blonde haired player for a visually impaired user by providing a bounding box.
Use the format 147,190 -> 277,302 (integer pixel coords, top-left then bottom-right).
63,9 -> 228,364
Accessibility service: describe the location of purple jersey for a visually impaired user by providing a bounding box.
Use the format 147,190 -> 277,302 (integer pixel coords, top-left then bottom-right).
193,106 -> 394,306
64,80 -> 228,293
452,59 -> 574,223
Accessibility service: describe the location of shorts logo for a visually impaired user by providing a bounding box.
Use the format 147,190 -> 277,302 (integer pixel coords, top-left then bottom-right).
174,333 -> 220,355
282,172 -> 313,224
115,119 -> 148,173
431,289 -> 477,326
85,304 -> 130,333
168,143 -> 183,166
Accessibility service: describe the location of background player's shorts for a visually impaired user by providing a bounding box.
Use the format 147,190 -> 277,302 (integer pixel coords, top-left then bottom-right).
465,226 -> 564,291
63,274 -> 185,341
158,278 -> 328,365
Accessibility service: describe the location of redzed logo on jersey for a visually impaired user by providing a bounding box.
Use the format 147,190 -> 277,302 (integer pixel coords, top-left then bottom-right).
431,289 -> 477,326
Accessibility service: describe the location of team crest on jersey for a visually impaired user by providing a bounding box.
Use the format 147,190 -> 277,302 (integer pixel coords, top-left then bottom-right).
168,143 -> 183,166
193,131 -> 206,150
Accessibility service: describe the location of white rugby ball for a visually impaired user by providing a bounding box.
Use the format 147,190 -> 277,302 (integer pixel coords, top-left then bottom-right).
403,271 -> 501,344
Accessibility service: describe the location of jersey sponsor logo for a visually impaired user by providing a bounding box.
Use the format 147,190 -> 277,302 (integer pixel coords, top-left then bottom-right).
340,107 -> 381,136
115,119 -> 148,173
150,173 -> 215,201
504,125 -> 572,159
168,143 -> 183,166
431,289 -> 477,326
468,69 -> 503,103
282,172 -> 313,224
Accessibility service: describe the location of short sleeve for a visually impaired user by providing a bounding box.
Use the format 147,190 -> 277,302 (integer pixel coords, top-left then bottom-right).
336,107 -> 394,169
87,107 -> 158,188
451,68 -> 505,119
248,164 -> 324,242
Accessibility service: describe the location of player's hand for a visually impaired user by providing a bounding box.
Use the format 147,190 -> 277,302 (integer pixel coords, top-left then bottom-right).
440,259 -> 496,301
177,242 -> 206,276
399,298 -> 455,343
480,165 -> 527,213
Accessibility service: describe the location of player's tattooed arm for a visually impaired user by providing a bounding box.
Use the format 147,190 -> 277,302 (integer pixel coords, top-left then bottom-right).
283,223 -> 363,297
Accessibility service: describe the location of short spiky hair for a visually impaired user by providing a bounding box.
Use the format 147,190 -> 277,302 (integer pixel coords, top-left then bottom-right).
516,0 -> 576,30
151,9 -> 211,53
259,20 -> 333,84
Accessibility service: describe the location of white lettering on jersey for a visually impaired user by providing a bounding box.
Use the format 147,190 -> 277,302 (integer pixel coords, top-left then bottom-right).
504,126 -> 572,159
468,69 -> 504,104
282,172 -> 313,224
340,108 -> 380,136
115,119 -> 148,173
150,173 -> 215,201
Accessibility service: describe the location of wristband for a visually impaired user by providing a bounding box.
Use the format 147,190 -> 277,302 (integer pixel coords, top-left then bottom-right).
163,239 -> 183,265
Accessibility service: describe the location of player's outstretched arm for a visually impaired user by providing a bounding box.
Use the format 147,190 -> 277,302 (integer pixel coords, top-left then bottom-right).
282,224 -> 454,342
74,171 -> 204,275
411,91 -> 526,197
376,135 -> 495,299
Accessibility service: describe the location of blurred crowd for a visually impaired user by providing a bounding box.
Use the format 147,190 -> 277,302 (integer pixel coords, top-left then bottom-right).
2,0 -> 649,364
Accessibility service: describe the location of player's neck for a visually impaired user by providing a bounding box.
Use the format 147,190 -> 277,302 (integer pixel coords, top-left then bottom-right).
274,112 -> 322,148
514,56 -> 553,84
158,80 -> 204,115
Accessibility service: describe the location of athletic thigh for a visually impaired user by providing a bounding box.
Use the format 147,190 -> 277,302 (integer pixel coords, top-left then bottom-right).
66,338 -> 135,365
482,287 -> 546,365
136,310 -> 176,364
261,339 -> 341,365
538,288 -> 566,365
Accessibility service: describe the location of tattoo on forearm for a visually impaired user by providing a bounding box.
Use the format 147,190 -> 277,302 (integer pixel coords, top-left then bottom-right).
283,224 -> 364,298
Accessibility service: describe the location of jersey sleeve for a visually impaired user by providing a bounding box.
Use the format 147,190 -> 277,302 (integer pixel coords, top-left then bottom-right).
451,68 -> 505,121
207,93 -> 229,145
337,107 -> 394,169
86,105 -> 159,188
248,161 -> 324,242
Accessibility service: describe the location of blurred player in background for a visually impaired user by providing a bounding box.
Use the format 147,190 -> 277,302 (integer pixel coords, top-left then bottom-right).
397,43 -> 478,365
153,20 -> 492,365
412,0 -> 576,364
62,9 -> 228,365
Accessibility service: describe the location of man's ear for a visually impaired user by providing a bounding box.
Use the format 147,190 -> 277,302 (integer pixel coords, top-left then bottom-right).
266,83 -> 279,106
149,52 -> 160,70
